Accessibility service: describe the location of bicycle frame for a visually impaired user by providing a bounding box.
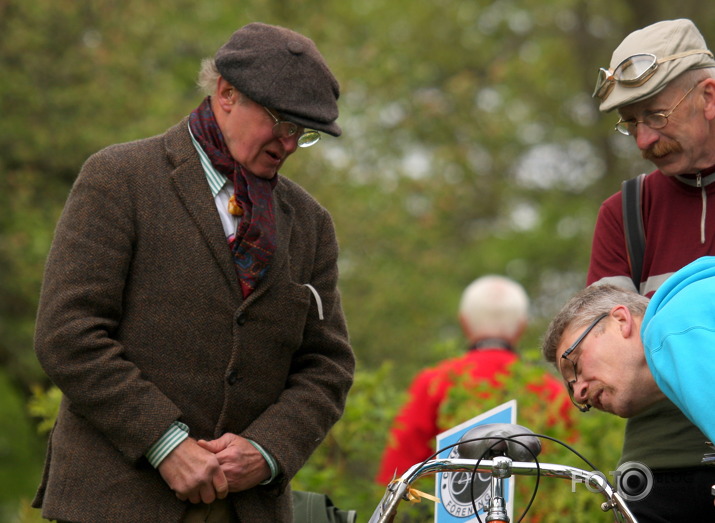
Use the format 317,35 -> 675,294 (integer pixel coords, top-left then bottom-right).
369,456 -> 638,523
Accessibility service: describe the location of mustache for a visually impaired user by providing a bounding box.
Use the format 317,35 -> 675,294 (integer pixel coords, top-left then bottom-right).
642,140 -> 683,161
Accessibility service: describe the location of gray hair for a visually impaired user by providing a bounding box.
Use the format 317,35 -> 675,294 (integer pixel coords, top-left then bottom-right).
670,67 -> 715,91
541,283 -> 649,365
197,58 -> 220,96
196,58 -> 246,104
459,275 -> 529,342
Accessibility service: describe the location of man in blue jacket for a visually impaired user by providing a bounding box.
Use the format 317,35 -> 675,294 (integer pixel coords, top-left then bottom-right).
543,256 -> 715,445
542,257 -> 715,516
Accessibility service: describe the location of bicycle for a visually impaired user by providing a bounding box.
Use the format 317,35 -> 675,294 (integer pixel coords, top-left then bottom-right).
368,423 -> 638,522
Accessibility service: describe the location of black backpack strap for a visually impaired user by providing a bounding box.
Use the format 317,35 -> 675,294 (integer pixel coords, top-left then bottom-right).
621,173 -> 646,291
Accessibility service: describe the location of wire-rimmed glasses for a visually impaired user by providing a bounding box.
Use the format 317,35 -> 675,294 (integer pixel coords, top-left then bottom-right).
263,107 -> 321,148
614,82 -> 699,136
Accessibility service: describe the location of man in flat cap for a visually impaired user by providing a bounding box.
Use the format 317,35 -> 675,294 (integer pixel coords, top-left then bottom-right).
586,18 -> 715,521
32,22 -> 354,523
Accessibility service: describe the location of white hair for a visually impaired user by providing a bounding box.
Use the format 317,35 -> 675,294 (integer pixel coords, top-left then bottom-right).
197,58 -> 220,95
459,275 -> 529,341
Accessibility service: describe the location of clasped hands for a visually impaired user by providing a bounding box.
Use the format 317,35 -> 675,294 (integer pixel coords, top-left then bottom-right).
158,433 -> 271,504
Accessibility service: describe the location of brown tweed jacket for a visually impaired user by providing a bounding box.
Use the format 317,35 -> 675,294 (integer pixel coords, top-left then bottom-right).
33,117 -> 355,523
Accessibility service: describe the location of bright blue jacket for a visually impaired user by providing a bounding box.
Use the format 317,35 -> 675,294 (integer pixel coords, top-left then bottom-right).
643,255 -> 715,443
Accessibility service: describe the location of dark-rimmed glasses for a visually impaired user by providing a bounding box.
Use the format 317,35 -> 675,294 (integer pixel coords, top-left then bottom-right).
593,49 -> 712,102
263,107 -> 321,148
614,82 -> 699,136
560,313 -> 608,412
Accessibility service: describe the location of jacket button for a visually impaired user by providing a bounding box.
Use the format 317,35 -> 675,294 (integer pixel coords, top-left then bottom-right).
227,371 -> 239,385
236,312 -> 248,326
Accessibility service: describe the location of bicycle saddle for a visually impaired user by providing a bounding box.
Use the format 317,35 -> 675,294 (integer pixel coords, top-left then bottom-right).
456,423 -> 542,462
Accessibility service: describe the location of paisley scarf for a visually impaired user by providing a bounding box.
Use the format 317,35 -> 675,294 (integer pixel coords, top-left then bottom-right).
189,97 -> 277,298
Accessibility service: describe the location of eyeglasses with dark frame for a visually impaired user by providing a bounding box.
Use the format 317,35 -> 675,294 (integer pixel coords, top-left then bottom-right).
559,312 -> 608,413
263,107 -> 321,148
614,82 -> 700,136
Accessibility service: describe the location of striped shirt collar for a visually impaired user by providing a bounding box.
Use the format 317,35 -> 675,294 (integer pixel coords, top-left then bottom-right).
188,122 -> 228,197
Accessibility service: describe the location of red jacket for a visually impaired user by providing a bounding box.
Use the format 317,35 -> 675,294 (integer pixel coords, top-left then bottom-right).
376,348 -> 570,485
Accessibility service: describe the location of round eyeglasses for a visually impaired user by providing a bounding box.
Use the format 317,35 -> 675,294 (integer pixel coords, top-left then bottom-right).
263,107 -> 321,148
593,49 -> 713,102
614,82 -> 698,136
559,313 -> 608,413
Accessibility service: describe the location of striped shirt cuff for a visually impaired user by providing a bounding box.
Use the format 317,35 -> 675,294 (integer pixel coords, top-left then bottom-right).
248,439 -> 280,484
146,421 -> 190,468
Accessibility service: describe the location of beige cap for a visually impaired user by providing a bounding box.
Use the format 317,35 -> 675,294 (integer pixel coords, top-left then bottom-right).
598,19 -> 715,112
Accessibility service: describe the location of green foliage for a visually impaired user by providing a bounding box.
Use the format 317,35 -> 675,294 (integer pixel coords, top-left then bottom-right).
0,371 -> 44,522
27,385 -> 62,436
10,500 -> 44,523
6,384 -> 63,523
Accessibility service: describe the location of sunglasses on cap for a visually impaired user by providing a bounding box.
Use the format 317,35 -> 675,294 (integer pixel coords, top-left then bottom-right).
593,49 -> 713,102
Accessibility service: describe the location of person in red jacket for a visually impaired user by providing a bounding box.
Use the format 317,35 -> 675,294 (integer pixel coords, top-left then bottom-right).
376,275 -> 571,485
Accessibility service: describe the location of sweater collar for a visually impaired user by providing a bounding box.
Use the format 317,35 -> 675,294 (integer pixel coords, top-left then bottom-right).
468,338 -> 514,352
675,164 -> 715,187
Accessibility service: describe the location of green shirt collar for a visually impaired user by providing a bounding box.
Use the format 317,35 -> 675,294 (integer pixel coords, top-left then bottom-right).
188,122 -> 228,197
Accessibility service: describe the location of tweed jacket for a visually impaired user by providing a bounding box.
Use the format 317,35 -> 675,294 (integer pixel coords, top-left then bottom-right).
33,117 -> 355,523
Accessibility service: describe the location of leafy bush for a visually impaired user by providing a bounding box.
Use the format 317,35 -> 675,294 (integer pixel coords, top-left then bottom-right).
0,373 -> 44,523
27,385 -> 62,436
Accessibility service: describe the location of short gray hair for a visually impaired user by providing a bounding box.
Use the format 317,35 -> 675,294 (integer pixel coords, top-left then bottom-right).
197,58 -> 220,96
196,58 -> 246,105
669,67 -> 715,91
541,283 -> 649,364
459,275 -> 529,342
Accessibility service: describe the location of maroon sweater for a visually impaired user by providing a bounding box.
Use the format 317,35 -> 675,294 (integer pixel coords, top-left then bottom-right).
588,170 -> 715,296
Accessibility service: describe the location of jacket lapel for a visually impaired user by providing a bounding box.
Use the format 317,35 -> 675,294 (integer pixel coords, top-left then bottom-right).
165,119 -> 241,298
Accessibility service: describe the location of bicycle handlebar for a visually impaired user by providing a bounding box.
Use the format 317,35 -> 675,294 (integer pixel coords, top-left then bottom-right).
368,456 -> 638,523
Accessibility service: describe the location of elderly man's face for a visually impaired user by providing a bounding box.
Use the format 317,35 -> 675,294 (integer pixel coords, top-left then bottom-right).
214,80 -> 301,179
555,313 -> 660,418
617,80 -> 715,176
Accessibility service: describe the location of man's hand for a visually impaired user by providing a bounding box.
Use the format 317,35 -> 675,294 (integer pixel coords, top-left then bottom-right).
158,438 -> 229,504
197,433 -> 271,492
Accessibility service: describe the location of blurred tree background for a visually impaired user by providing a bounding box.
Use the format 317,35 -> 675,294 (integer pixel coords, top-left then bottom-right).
1,0 -> 711,521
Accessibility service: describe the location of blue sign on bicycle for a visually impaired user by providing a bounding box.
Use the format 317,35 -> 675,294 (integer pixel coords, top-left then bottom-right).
434,400 -> 516,522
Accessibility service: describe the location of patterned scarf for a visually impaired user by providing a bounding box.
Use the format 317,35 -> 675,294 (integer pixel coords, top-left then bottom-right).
189,97 -> 277,298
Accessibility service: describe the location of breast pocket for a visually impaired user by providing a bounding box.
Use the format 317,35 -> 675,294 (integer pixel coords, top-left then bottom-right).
257,281 -> 312,353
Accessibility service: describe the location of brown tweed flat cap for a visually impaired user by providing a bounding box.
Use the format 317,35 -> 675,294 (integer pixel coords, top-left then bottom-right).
215,22 -> 341,136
